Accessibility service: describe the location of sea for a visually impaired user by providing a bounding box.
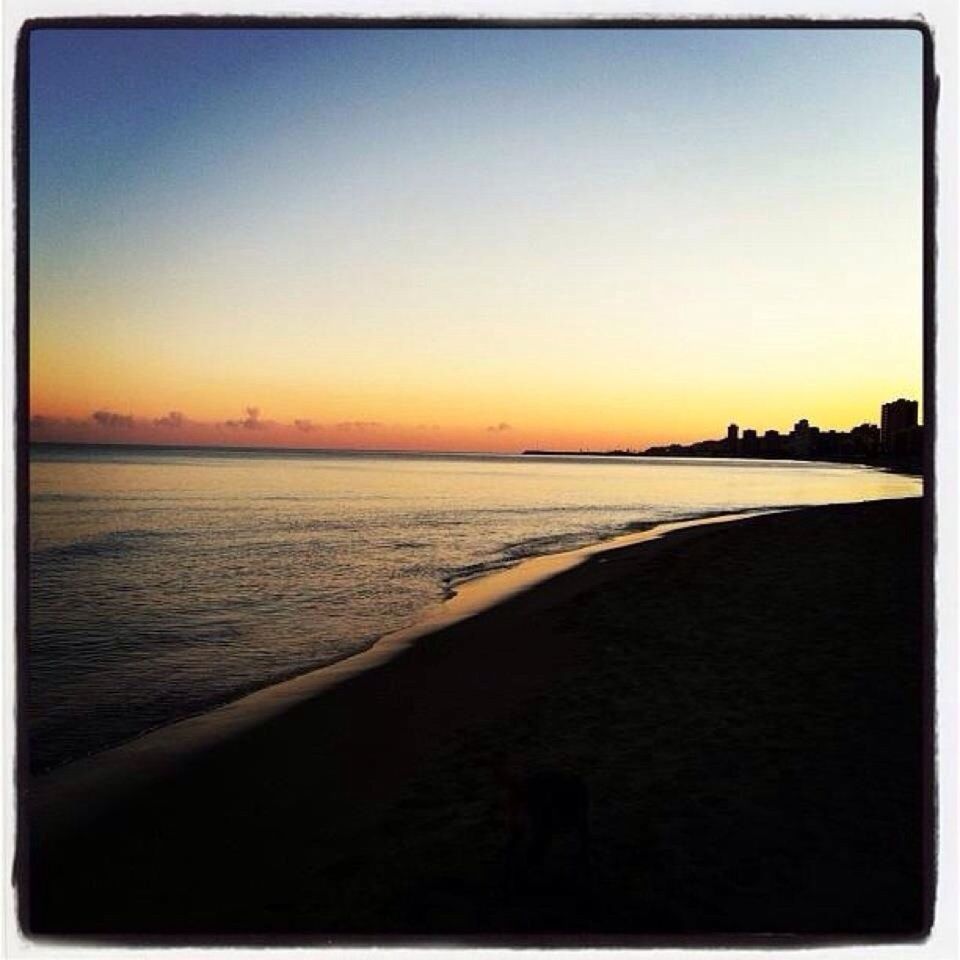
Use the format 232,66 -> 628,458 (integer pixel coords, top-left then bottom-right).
27,443 -> 922,774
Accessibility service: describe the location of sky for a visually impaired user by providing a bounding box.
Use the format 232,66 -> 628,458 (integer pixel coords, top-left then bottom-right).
28,26 -> 924,451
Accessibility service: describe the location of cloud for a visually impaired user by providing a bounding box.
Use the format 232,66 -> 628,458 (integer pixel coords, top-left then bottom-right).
92,409 -> 134,429
153,410 -> 185,428
293,419 -> 315,432
486,422 -> 512,433
335,420 -> 383,431
31,414 -> 63,429
224,406 -> 266,430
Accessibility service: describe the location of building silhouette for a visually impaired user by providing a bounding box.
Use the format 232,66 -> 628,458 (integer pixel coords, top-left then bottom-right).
760,430 -> 782,456
850,423 -> 881,456
637,397 -> 919,466
727,423 -> 739,455
790,419 -> 814,458
881,399 -> 919,454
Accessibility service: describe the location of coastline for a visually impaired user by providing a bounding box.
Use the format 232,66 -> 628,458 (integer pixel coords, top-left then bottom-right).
31,445 -> 924,777
27,507 -> 779,833
23,496 -> 928,940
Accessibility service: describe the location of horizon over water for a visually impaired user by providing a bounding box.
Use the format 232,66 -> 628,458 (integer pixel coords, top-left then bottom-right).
28,443 -> 921,774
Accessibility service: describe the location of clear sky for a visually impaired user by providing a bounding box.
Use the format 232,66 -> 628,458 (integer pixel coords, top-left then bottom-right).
29,26 -> 924,451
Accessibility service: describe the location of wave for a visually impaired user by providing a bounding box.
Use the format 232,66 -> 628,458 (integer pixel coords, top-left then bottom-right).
441,524 -> 629,590
439,508 -> 775,592
33,529 -> 176,563
31,492 -> 104,504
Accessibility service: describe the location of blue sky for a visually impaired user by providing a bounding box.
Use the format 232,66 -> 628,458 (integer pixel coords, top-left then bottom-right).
29,27 -> 924,449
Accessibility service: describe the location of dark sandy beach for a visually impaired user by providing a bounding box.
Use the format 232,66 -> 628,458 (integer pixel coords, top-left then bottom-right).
20,497 -> 931,943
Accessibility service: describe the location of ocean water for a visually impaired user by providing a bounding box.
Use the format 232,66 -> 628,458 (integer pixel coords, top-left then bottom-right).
27,444 -> 921,773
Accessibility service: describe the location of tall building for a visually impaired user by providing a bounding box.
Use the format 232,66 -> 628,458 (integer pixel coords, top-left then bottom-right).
881,399 -> 919,453
850,422 -> 880,456
726,423 -> 739,455
790,419 -> 813,457
761,429 -> 782,456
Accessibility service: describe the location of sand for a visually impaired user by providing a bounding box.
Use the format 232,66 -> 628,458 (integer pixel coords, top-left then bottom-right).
19,497 -> 931,944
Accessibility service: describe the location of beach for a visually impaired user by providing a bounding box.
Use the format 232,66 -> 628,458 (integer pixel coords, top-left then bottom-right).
21,497 -> 930,943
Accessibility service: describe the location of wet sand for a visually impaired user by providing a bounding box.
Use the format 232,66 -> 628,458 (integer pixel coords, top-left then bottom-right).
20,497 -> 931,943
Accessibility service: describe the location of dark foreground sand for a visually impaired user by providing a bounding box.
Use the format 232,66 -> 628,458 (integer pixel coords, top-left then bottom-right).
21,497 -> 932,943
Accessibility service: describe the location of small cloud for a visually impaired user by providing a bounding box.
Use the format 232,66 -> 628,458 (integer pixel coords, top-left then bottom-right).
486,422 -> 512,433
335,420 -> 383,431
31,414 -> 61,428
92,409 -> 134,429
294,419 -> 315,432
224,406 -> 266,430
154,410 -> 185,428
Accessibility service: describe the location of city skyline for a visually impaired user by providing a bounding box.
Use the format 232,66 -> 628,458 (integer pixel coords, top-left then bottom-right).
29,27 -> 924,452
639,395 -> 921,462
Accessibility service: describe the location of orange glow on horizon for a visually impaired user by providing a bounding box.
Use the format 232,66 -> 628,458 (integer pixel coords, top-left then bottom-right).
29,386 -> 923,455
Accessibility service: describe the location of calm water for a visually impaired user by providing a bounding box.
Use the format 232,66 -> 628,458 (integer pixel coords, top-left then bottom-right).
28,444 -> 920,773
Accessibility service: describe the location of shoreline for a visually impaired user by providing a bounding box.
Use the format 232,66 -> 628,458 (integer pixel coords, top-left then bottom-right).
31,439 -> 923,475
23,496 -> 929,939
27,452 -> 921,776
28,506 -> 785,833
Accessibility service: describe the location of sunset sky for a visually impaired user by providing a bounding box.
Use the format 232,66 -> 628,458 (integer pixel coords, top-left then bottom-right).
29,26 -> 923,452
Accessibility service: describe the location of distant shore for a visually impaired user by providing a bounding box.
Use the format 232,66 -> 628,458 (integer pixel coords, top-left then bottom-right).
23,497 -> 930,942
29,440 -> 924,476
